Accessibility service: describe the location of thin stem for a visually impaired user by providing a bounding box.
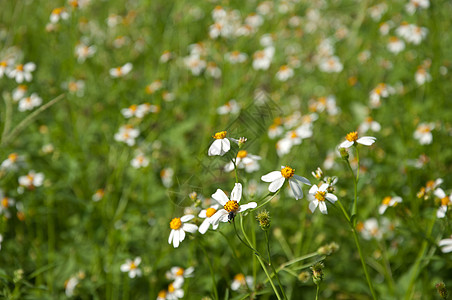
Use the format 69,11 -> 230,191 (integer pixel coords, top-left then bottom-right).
352,228 -> 377,300
200,243 -> 219,300
256,254 -> 283,300
315,284 -> 320,300
265,231 -> 287,300
1,93 -> 13,143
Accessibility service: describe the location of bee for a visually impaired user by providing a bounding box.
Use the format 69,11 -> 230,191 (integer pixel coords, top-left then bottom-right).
228,211 -> 236,223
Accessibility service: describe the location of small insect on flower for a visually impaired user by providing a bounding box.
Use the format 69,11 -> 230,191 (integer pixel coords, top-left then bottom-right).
120,257 -> 142,278
339,131 -> 376,149
261,166 -> 311,200
209,183 -> 257,226
109,63 -> 133,78
168,215 -> 198,248
307,183 -> 338,214
208,131 -> 231,156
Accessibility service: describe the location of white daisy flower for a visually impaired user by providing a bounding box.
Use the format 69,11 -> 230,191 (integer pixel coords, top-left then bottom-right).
12,85 -> 27,101
121,104 -> 141,118
252,47 -> 274,70
217,99 -> 240,115
319,56 -> 343,73
231,273 -> 254,291
415,67 -> 432,85
161,167 -> 174,188
275,65 -> 294,81
434,188 -> 451,219
168,215 -> 198,248
8,62 -> 36,83
166,266 -> 195,288
413,122 -> 434,145
120,257 -> 142,278
1,153 -> 23,171
184,54 -> 206,76
307,183 -> 338,214
18,170 -> 44,189
92,189 -> 104,202
109,63 -> 133,78
0,59 -> 14,78
208,131 -> 230,156
64,276 -> 79,297
50,7 -> 69,23
378,196 -> 402,214
114,125 -> 140,146
131,153 -> 149,169
225,51 -> 247,64
439,237 -> 452,253
387,36 -> 405,54
198,205 -> 220,234
166,282 -> 184,299
0,190 -> 15,218
339,131 -> 376,148
261,166 -> 311,200
209,183 -> 257,226
358,117 -> 381,134
18,93 -> 42,111
358,218 -> 383,240
75,42 -> 96,63
224,150 -> 261,173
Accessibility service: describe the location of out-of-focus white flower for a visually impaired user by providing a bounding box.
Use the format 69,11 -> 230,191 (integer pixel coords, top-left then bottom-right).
369,83 -> 394,108
396,23 -> 428,45
109,63 -> 132,78
166,266 -> 195,288
120,257 -> 142,278
231,273 -> 253,291
0,59 -> 14,78
184,54 -> 206,76
63,79 -> 85,97
160,50 -> 173,63
379,196 -> 402,214
415,67 -> 432,85
217,100 -> 240,115
252,47 -> 274,70
224,150 -> 261,173
168,215 -> 198,248
413,122 -> 434,145
1,153 -> 23,171
359,117 -> 381,134
161,167 -> 174,188
379,21 -> 393,35
131,153 -> 149,169
387,36 -> 405,54
92,189 -> 104,202
439,236 -> 452,253
319,56 -> 343,73
114,125 -> 140,146
12,85 -> 27,101
8,62 -> 36,83
106,14 -> 122,27
405,0 -> 429,15
75,42 -> 96,63
64,276 -> 79,297
434,188 -> 451,218
206,62 -> 221,78
145,80 -> 163,94
50,7 -> 69,23
19,170 -> 44,189
0,190 -> 15,218
358,218 -> 383,240
275,65 -> 294,81
225,51 -> 247,64
368,3 -> 387,21
18,93 -> 42,111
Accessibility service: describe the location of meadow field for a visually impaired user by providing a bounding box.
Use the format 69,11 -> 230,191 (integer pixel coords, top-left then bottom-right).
1,0 -> 451,299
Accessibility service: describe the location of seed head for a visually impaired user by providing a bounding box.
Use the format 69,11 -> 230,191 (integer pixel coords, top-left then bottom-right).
256,210 -> 271,230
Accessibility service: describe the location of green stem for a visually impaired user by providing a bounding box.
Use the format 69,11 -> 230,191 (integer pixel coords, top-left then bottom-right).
379,241 -> 395,296
200,243 -> 219,300
256,255 -> 283,300
265,231 -> 287,300
404,211 -> 436,300
316,284 -> 320,300
351,228 -> 377,300
253,189 -> 281,211
1,93 -> 13,143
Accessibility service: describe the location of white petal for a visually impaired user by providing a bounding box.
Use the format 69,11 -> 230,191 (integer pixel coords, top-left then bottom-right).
182,223 -> 198,233
220,139 -> 231,155
168,230 -> 174,244
437,206 -> 447,218
326,193 -> 337,203
120,264 -> 130,272
319,201 -> 328,214
198,219 -> 211,234
181,214 -> 194,222
441,244 -> 452,253
434,188 -> 446,199
179,229 -> 186,242
438,239 -> 452,247
212,189 -> 229,205
339,141 -> 353,148
379,205 -> 387,215
308,185 -> 319,194
357,136 -> 376,146
261,171 -> 283,182
289,179 -> 303,200
319,183 -> 329,192
210,210 -> 228,226
268,177 -> 285,192
309,200 -> 318,213
231,183 -> 242,202
293,175 -> 311,186
208,140 -> 222,156
224,162 -> 234,172
198,210 -> 207,218
134,257 -> 141,265
239,202 -> 257,212
173,230 -> 180,248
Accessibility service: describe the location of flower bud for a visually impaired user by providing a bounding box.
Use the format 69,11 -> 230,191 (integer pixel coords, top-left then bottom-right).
256,210 -> 271,230
298,271 -> 310,283
436,282 -> 448,300
339,147 -> 349,160
238,137 -> 247,149
311,262 -> 324,285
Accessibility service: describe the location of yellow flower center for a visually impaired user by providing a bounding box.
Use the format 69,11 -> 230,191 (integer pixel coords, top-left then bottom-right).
52,7 -> 63,15
345,131 -> 358,142
224,200 -> 239,213
170,217 -> 182,230
2,198 -> 9,208
290,131 -> 298,139
158,290 -> 167,298
68,82 -> 78,91
130,262 -> 137,270
382,196 -> 391,205
16,64 -> 24,71
175,268 -> 184,276
315,191 -> 326,202
281,166 -> 295,179
168,283 -> 175,293
280,65 -> 289,71
206,207 -> 217,218
213,131 -> 227,139
234,273 -> 246,283
0,61 -> 7,67
441,197 -> 450,206
8,153 -> 18,162
356,222 -> 364,232
237,150 -> 248,159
